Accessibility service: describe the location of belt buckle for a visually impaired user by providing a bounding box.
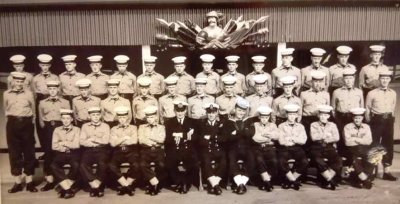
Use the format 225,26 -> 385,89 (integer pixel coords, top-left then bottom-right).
383,113 -> 389,119
65,149 -> 71,154
151,146 -> 156,150
121,146 -> 127,152
51,121 -> 55,126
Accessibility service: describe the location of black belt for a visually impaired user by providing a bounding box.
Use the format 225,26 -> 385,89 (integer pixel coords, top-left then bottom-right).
44,120 -> 61,126
116,145 -> 137,152
56,149 -> 79,154
143,145 -> 164,150
312,141 -> 334,148
372,112 -> 393,119
7,116 -> 32,121
260,143 -> 275,148
336,112 -> 352,118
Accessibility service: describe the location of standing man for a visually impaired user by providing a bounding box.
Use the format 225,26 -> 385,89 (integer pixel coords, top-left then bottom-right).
38,80 -> 70,191
216,75 -> 240,122
33,54 -> 59,102
158,76 -> 187,124
137,56 -> 165,99
72,79 -> 101,127
86,55 -> 109,100
246,55 -> 272,95
365,70 -> 397,181
132,77 -> 159,126
221,55 -> 247,96
111,55 -> 137,102
188,77 -> 215,120
271,48 -> 301,97
301,48 -> 330,92
165,101 -> 197,194
59,55 -> 86,105
4,72 -> 37,193
359,45 -> 389,99
246,74 -> 273,117
79,107 -> 110,197
7,54 -> 33,90
329,46 -> 356,95
196,54 -> 221,97
168,56 -> 195,97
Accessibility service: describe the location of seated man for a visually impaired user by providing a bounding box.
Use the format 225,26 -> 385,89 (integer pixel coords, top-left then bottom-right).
249,106 -> 279,192
51,109 -> 80,199
309,105 -> 342,190
108,106 -> 139,196
344,107 -> 374,189
138,106 -> 167,196
277,104 -> 308,190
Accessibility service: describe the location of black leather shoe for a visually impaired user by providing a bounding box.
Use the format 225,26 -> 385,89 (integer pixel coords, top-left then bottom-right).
63,189 -> 75,199
181,183 -> 188,194
116,186 -> 125,196
41,182 -> 55,191
8,183 -> 23,193
235,184 -> 246,194
363,180 -> 372,189
174,184 -> 182,193
281,180 -> 291,189
329,180 -> 336,191
382,173 -> 398,181
125,186 -> 134,196
89,188 -> 98,197
264,181 -> 273,192
149,185 -> 158,196
207,185 -> 215,194
97,187 -> 105,197
292,181 -> 301,191
214,185 -> 222,195
26,182 -> 38,192
58,189 -> 66,198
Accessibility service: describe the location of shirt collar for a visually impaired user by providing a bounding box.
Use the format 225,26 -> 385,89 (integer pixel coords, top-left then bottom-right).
10,89 -> 25,94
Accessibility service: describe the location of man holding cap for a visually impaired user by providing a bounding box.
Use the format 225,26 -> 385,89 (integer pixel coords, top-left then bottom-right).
138,56 -> 165,99
79,106 -> 110,197
216,75 -> 241,122
329,46 -> 357,95
221,55 -> 247,96
188,77 -> 215,120
86,55 -> 109,100
309,105 -> 342,190
72,78 -> 101,128
7,54 -> 33,90
132,76 -> 159,126
169,56 -> 195,97
301,48 -> 330,92
4,72 -> 37,193
196,54 -> 221,97
246,74 -> 273,117
108,106 -> 139,196
246,55 -> 272,95
165,100 -> 197,194
272,48 -> 301,97
51,109 -> 80,199
38,80 -> 70,191
366,70 -> 397,181
159,76 -> 187,124
359,45 -> 389,98
111,55 -> 137,102
59,55 -> 86,105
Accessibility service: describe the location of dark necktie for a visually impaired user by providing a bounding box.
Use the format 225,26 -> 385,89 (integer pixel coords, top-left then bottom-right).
63,127 -> 70,131
94,73 -> 101,78
43,74 -> 49,78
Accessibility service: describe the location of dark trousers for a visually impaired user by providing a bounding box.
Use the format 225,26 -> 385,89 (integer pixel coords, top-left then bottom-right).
165,147 -> 198,185
42,121 -> 62,175
369,114 -> 394,167
278,145 -> 309,174
80,146 -> 110,183
227,147 -> 254,178
6,116 -> 36,176
35,93 -> 47,147
63,95 -> 77,107
120,93 -> 134,103
335,112 -> 353,160
201,148 -> 227,179
140,146 -> 166,183
253,145 -> 278,178
309,144 -> 342,174
108,146 -> 140,180
301,116 -> 319,149
362,87 -> 373,100
348,146 -> 374,175
51,150 -> 80,181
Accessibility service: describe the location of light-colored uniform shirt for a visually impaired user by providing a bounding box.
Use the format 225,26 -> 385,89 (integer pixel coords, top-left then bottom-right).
80,122 -> 110,147
137,72 -> 165,95
32,72 -> 59,95
344,123 -> 372,146
359,63 -> 389,89
3,89 -> 35,117
310,121 -> 339,143
52,126 -> 80,152
246,93 -> 273,117
159,94 -> 187,120
252,122 -> 279,145
188,94 -> 215,119
132,95 -> 158,120
301,65 -> 330,89
111,71 -> 137,94
366,87 -> 396,118
101,96 -> 132,122
110,124 -> 138,147
221,72 -> 247,96
216,94 -> 240,116
278,122 -> 307,146
86,72 -> 109,95
329,63 -> 356,88
39,97 -> 70,122
246,71 -> 272,95
332,87 -> 364,114
196,71 -> 221,95
138,124 -> 166,147
59,71 -> 86,96
72,95 -> 101,121
271,95 -> 302,120
169,72 -> 195,96
300,89 -> 330,116
7,71 -> 34,91
271,66 -> 301,89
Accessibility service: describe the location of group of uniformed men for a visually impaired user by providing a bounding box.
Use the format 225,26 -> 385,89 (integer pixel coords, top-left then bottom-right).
3,44 -> 397,199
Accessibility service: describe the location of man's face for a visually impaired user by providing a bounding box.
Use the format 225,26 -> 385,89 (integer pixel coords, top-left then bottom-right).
13,79 -> 24,90
312,79 -> 324,91
337,55 -> 349,65
224,85 -> 234,95
146,114 -> 157,125
379,76 -> 391,87
139,86 -> 150,96
167,85 -> 176,94
13,64 -> 24,72
90,112 -> 101,123
283,84 -> 294,95
108,85 -> 119,96
61,115 -> 73,127
90,62 -> 102,73
79,87 -> 90,97
227,62 -> 238,72
253,63 -> 264,73
39,63 -> 51,73
287,112 -> 297,123
202,62 -> 213,73
235,107 -> 246,119
353,115 -> 363,126
370,52 -> 382,63
282,56 -> 293,67
65,62 -> 76,72
145,63 -> 155,73
48,86 -> 59,97
117,64 -> 128,73
196,84 -> 205,95
207,17 -> 217,26
255,84 -> 264,94
117,115 -> 129,125
318,112 -> 330,123
174,64 -> 186,74
175,109 -> 186,119
343,75 -> 355,88
311,56 -> 322,67
207,110 -> 218,121
259,115 -> 270,124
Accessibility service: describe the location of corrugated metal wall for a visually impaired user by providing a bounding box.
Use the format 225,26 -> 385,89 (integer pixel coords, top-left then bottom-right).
0,6 -> 399,47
